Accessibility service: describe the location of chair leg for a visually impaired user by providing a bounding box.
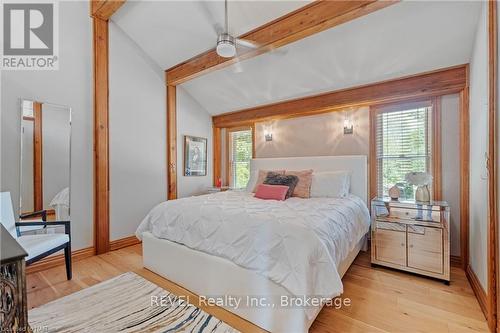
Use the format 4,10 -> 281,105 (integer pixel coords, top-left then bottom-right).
64,243 -> 72,280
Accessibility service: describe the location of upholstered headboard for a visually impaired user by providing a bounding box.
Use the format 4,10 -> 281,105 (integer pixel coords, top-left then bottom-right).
250,155 -> 368,204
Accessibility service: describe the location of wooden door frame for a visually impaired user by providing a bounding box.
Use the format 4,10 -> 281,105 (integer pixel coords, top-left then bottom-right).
213,126 -> 222,186
488,1 -> 498,331
166,85 -> 177,199
33,102 -> 43,212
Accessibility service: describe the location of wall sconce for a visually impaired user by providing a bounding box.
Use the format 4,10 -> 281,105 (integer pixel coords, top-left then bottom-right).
343,111 -> 353,135
264,123 -> 273,141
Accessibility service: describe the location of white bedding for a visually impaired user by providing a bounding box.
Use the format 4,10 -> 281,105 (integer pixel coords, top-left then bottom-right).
49,187 -> 69,207
136,191 -> 369,319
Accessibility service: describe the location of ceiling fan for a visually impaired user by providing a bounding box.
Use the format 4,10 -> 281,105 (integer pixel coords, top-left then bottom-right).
211,0 -> 260,58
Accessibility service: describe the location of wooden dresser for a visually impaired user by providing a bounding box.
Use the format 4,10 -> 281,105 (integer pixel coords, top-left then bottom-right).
1,225 -> 30,332
371,198 -> 450,283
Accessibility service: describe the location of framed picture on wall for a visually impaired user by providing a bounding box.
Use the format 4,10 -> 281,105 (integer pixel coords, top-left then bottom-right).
184,135 -> 207,176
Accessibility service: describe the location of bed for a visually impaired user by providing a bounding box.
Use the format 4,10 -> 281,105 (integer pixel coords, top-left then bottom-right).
137,155 -> 369,333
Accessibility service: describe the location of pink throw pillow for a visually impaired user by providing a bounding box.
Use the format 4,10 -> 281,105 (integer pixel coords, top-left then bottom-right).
254,184 -> 289,201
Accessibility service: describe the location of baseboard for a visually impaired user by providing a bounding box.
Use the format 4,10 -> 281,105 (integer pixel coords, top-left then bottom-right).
450,255 -> 463,268
26,236 -> 141,274
26,246 -> 95,274
109,235 -> 141,251
466,264 -> 488,320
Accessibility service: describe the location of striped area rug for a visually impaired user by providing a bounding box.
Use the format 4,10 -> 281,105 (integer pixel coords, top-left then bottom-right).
29,272 -> 240,333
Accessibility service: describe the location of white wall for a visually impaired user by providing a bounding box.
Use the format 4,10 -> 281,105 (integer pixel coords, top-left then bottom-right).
176,87 -> 213,198
468,2 -> 489,290
108,22 -> 166,241
42,104 -> 71,209
0,1 -> 92,250
20,121 -> 34,212
441,94 -> 461,257
255,107 -> 369,159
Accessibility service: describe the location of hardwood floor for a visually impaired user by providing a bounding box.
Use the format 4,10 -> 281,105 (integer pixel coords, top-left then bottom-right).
27,245 -> 489,333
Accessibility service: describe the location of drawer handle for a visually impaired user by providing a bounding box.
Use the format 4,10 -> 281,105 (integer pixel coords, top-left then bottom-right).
401,243 -> 405,247
408,226 -> 426,235
409,244 -> 414,248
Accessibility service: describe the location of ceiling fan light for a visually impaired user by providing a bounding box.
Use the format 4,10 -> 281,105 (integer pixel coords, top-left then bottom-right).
216,34 -> 236,58
217,42 -> 236,58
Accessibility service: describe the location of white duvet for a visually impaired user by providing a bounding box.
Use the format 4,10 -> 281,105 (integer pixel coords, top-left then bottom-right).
136,191 -> 369,318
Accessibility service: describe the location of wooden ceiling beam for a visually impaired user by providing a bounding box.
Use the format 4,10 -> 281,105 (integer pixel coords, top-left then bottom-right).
212,64 -> 468,128
166,0 -> 398,86
90,0 -> 126,21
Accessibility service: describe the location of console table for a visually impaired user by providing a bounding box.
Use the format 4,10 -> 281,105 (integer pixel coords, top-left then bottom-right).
371,198 -> 450,283
1,224 -> 30,332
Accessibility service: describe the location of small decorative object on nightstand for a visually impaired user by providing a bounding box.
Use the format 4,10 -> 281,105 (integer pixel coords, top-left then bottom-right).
388,185 -> 401,200
405,172 -> 432,203
371,197 -> 450,284
206,186 -> 230,194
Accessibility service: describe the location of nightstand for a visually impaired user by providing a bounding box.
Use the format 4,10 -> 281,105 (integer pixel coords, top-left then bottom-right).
371,197 -> 450,283
206,186 -> 230,194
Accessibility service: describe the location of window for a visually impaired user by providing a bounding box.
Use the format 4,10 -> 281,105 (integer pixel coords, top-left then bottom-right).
373,101 -> 434,200
22,100 -> 34,118
227,128 -> 253,189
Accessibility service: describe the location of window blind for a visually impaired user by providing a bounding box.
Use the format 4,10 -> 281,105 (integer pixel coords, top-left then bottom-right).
375,102 -> 433,199
230,129 -> 253,188
22,100 -> 33,117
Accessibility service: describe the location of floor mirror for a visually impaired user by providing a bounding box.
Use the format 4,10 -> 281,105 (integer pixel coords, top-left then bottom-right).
19,99 -> 71,230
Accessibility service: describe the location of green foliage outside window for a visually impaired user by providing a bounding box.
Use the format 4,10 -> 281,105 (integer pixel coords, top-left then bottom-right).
378,107 -> 430,200
231,130 -> 253,188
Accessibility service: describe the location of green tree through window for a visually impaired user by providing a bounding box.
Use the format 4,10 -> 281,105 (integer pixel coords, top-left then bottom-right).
230,129 -> 253,188
375,102 -> 432,200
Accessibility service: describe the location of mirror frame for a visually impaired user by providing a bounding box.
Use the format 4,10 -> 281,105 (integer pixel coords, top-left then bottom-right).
18,98 -> 72,220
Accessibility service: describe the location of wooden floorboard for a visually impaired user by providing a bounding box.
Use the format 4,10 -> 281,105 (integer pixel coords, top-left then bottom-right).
27,245 -> 489,333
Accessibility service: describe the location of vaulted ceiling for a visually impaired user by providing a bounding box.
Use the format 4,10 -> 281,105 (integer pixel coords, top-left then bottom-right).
112,1 -> 310,69
113,1 -> 482,116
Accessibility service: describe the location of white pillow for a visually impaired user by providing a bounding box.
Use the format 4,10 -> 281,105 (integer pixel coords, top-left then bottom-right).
310,171 -> 351,198
246,170 -> 258,192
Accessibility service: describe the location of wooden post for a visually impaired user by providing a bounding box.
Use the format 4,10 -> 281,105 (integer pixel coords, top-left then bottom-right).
33,102 -> 43,211
166,85 -> 177,200
92,17 -> 110,254
213,126 -> 221,186
90,0 -> 125,254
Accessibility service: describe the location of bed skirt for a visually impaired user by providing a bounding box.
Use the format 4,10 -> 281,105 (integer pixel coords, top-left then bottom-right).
142,232 -> 367,333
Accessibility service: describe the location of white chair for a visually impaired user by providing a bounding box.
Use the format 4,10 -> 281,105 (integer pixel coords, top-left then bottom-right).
1,192 -> 72,280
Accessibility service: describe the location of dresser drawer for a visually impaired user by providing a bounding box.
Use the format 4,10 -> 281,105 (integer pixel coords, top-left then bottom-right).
407,226 -> 443,274
389,207 -> 441,223
374,228 -> 406,266
376,221 -> 406,232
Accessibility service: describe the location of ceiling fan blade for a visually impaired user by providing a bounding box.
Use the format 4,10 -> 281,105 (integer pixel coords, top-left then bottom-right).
236,38 -> 260,49
199,1 -> 224,36
236,38 -> 287,57
214,23 -> 224,36
232,59 -> 244,73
